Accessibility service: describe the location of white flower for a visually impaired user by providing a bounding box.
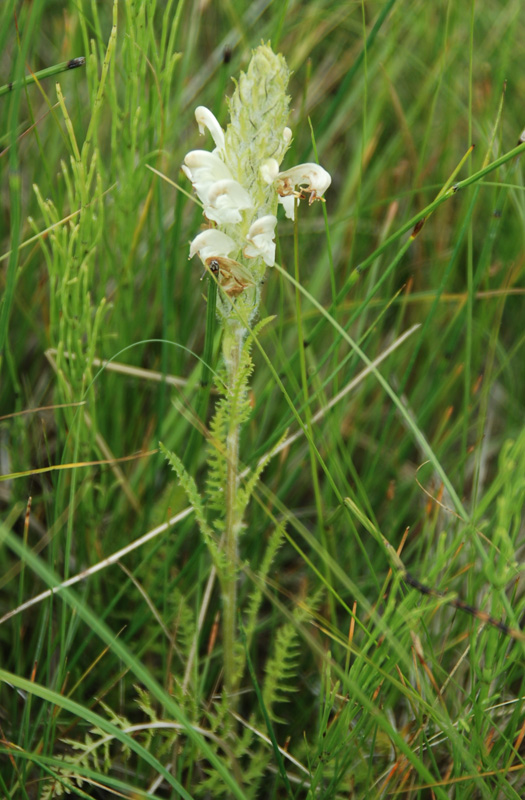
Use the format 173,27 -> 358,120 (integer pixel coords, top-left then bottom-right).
189,229 -> 237,262
276,162 -> 332,202
194,106 -> 225,152
182,150 -> 233,204
278,195 -> 297,220
183,151 -> 252,224
260,158 -> 279,185
205,179 -> 253,225
261,159 -> 332,220
282,127 -> 292,145
244,215 -> 278,266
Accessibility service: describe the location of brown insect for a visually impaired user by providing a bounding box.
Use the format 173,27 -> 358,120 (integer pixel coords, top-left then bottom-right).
204,256 -> 254,298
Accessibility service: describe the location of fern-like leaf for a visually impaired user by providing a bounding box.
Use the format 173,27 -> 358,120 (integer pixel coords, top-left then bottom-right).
261,621 -> 301,723
243,521 -> 287,646
160,441 -> 225,571
262,590 -> 323,723
205,389 -> 230,512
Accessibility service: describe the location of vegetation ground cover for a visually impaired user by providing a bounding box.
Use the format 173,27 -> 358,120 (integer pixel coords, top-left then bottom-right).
1,1 -> 524,798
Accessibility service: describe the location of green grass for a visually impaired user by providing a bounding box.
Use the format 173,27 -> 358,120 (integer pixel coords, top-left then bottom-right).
1,0 -> 525,798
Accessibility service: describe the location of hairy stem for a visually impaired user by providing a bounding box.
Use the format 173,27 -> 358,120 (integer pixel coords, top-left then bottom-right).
222,326 -> 243,700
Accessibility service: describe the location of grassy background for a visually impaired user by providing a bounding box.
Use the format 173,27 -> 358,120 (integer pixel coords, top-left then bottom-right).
1,0 -> 525,797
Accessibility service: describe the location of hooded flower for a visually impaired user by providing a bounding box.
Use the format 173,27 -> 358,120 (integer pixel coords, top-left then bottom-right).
244,215 -> 278,266
261,158 -> 332,221
205,179 -> 253,224
195,105 -> 225,152
189,229 -> 237,262
182,150 -> 252,224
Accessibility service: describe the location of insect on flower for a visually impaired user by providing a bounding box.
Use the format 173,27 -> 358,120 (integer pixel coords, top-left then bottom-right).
204,256 -> 255,298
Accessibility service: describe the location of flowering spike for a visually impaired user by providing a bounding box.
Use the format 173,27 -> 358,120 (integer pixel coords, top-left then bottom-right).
223,44 -> 291,217
182,43 -> 331,327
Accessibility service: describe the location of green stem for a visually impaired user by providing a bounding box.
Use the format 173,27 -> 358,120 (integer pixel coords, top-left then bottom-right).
222,326 -> 243,700
0,57 -> 85,97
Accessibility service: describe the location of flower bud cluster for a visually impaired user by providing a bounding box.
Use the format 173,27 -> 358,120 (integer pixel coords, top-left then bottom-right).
182,43 -> 331,327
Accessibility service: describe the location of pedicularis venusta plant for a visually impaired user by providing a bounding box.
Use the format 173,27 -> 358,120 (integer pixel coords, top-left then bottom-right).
162,43 -> 330,698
